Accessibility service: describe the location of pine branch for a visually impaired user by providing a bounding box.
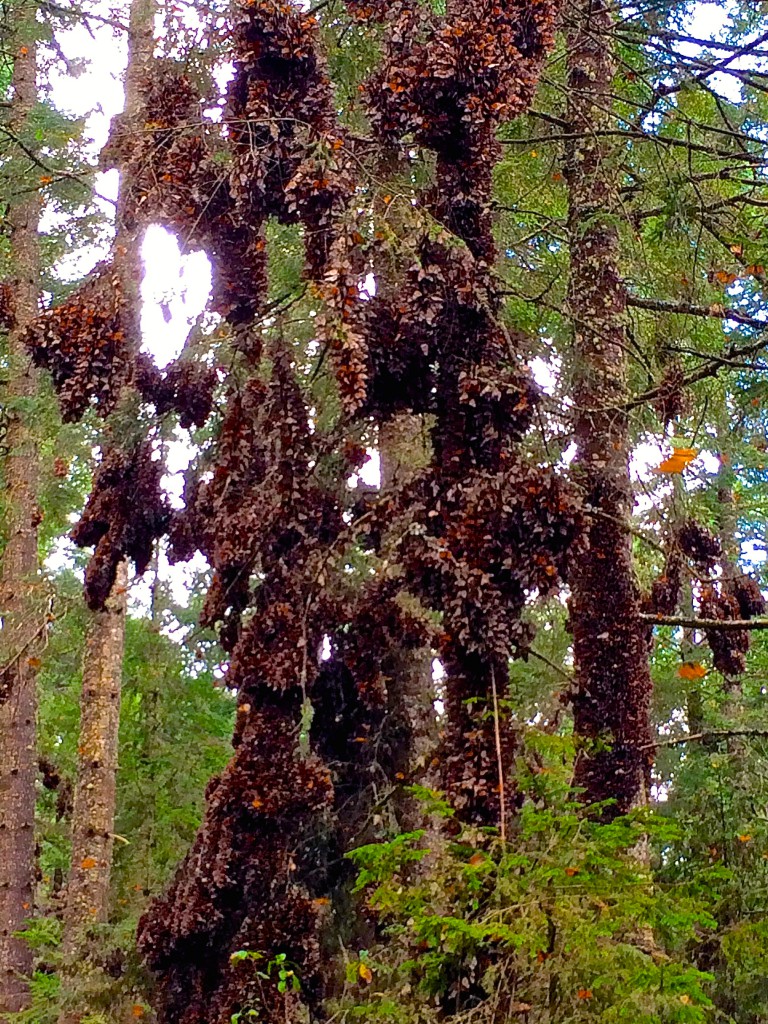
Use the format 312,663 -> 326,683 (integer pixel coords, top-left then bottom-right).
502,129 -> 768,164
642,28 -> 768,102
646,729 -> 768,750
623,333 -> 768,411
615,27 -> 768,59
627,296 -> 768,332
640,613 -> 768,631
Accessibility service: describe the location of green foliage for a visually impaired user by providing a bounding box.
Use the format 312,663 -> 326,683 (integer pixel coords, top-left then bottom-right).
36,599 -> 235,912
342,742 -> 719,1023
230,951 -> 302,995
30,575 -> 234,1020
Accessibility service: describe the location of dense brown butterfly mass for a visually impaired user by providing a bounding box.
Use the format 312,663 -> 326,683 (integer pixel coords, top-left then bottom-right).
678,519 -> 723,571
137,0 -> 575,1018
346,0 -> 573,827
699,573 -> 765,678
645,519 -> 765,678
26,263 -> 128,422
133,353 -> 217,430
676,519 -> 765,676
645,549 -> 684,622
366,0 -> 555,262
654,363 -> 688,428
138,4 -> 390,1020
24,64 -> 225,606
72,441 -> 170,610
140,344 -> 347,1023
29,0 -> 572,1019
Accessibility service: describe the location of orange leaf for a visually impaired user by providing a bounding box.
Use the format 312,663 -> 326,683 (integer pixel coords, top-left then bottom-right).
80,856 -> 97,870
654,456 -> 687,473
654,448 -> 697,474
715,270 -> 738,285
678,662 -> 707,680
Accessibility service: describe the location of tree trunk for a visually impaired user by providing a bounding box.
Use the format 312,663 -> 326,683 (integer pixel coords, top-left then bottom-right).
715,437 -> 742,695
0,23 -> 42,1017
564,0 -> 653,814
57,1 -> 153,1017
59,0 -> 153,937
61,560 -> 127,943
375,150 -> 436,821
113,0 -> 155,333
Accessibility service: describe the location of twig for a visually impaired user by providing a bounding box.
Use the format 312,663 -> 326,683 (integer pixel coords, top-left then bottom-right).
528,647 -> 573,683
646,729 -> 768,750
490,665 -> 507,845
627,296 -> 768,332
640,613 -> 768,631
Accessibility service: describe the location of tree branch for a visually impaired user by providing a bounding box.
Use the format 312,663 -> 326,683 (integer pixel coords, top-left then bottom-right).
640,613 -> 768,631
646,729 -> 768,750
627,296 -> 768,332
623,333 -> 768,412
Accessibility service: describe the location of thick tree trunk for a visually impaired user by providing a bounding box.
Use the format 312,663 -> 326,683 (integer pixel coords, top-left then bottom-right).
57,2 -> 152,1018
60,0 -> 152,938
0,26 -> 42,1018
113,0 -> 154,333
61,560 -> 127,942
565,0 -> 653,814
57,568 -> 127,1024
376,152 -> 436,818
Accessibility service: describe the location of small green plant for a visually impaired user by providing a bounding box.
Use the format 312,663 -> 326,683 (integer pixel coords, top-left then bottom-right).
346,949 -> 377,986
229,948 -> 302,1023
231,1010 -> 259,1023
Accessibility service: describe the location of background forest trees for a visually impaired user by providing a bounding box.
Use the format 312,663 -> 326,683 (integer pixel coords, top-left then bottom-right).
4,0 -> 768,1021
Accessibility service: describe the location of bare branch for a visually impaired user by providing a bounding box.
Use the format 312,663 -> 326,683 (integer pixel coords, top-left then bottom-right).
628,296 -> 768,332
645,729 -> 768,750
640,613 -> 768,631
